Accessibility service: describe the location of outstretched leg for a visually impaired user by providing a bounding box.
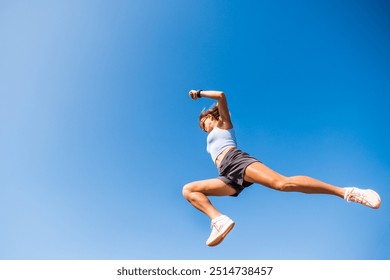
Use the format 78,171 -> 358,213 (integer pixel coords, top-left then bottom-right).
244,162 -> 344,196
244,162 -> 381,208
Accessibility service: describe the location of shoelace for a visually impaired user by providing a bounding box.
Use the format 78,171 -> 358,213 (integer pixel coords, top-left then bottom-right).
346,188 -> 370,206
210,220 -> 223,232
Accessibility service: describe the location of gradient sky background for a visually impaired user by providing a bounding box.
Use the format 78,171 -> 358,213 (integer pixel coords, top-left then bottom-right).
1,0 -> 389,260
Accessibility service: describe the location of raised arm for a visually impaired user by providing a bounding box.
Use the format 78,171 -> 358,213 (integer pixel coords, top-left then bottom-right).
189,89 -> 233,129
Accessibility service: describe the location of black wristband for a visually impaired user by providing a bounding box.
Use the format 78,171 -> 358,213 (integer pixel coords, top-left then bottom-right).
196,89 -> 202,98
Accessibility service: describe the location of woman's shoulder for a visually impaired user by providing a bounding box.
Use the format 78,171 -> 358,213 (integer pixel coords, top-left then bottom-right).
217,119 -> 233,130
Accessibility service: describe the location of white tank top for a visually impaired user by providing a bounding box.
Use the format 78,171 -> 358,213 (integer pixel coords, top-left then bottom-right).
206,127 -> 237,163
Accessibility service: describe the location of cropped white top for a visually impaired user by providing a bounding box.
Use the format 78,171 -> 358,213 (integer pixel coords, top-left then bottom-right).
206,127 -> 237,163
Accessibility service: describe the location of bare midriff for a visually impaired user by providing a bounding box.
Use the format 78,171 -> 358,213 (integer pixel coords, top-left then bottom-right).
215,146 -> 236,167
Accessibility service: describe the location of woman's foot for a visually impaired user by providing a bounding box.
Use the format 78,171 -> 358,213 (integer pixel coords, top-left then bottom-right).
344,187 -> 381,209
206,215 -> 235,246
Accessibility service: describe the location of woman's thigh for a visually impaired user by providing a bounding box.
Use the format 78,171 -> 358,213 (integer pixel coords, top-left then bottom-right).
244,161 -> 286,188
185,178 -> 237,196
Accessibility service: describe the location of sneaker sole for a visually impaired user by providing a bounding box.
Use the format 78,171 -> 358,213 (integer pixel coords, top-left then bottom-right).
367,189 -> 381,209
207,222 -> 235,247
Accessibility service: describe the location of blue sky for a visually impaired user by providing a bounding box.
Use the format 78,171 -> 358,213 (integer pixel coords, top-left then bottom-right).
1,0 -> 389,259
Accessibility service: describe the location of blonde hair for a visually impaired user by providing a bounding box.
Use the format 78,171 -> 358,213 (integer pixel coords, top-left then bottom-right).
199,103 -> 219,129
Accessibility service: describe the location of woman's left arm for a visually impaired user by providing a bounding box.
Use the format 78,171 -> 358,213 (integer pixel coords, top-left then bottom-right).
189,90 -> 232,129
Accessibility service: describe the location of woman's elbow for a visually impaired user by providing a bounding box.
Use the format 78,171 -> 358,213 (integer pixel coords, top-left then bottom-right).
217,91 -> 225,100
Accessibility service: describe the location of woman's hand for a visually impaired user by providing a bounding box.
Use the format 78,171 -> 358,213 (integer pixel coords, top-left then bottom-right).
189,89 -> 232,129
188,89 -> 199,100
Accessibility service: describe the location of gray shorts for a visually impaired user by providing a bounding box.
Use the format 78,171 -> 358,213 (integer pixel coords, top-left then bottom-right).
217,148 -> 260,197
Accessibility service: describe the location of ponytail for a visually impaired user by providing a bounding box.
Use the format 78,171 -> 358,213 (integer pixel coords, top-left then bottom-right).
199,103 -> 219,127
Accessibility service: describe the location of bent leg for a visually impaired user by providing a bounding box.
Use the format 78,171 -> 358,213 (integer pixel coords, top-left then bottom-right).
182,179 -> 237,219
244,162 -> 345,198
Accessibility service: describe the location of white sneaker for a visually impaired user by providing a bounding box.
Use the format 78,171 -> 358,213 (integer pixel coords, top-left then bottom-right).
206,215 -> 235,247
344,187 -> 381,209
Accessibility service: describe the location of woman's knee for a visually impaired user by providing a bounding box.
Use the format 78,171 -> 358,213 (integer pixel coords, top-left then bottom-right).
271,177 -> 296,192
182,182 -> 197,199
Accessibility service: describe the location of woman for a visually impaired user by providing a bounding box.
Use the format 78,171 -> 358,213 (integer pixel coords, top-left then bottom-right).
182,89 -> 381,247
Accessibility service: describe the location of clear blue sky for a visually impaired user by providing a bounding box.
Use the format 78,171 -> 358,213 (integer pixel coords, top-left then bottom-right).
1,0 -> 389,260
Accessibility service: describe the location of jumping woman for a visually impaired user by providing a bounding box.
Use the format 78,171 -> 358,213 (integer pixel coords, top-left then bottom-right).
182,89 -> 381,247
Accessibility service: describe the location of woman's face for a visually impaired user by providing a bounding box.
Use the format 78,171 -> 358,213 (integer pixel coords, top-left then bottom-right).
200,115 -> 215,133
